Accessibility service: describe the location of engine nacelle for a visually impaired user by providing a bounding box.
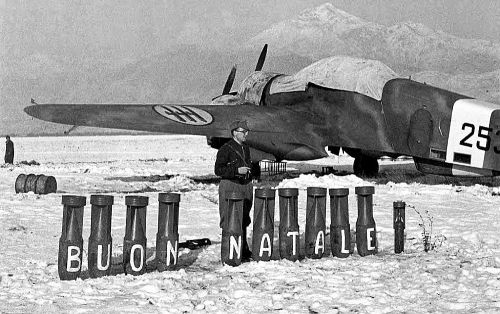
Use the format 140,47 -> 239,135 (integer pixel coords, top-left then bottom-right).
206,136 -> 230,150
238,72 -> 281,105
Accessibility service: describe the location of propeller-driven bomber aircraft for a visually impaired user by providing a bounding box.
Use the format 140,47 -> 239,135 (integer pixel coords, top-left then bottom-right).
25,45 -> 500,177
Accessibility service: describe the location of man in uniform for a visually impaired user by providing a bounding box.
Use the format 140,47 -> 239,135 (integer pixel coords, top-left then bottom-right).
5,135 -> 14,164
214,120 -> 253,260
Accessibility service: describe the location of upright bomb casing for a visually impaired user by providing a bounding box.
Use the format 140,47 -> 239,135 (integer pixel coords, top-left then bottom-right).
88,195 -> 114,278
329,188 -> 351,258
156,193 -> 180,271
278,188 -> 300,261
305,187 -> 326,259
393,201 -> 406,254
123,195 -> 148,275
58,195 -> 86,280
355,186 -> 377,256
221,191 -> 244,266
252,188 -> 276,261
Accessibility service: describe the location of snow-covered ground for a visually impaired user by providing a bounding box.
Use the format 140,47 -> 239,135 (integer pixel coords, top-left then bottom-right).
1,135 -> 499,313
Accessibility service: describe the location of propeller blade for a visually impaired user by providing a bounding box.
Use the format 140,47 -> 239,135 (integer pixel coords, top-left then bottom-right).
222,65 -> 237,95
255,44 -> 268,71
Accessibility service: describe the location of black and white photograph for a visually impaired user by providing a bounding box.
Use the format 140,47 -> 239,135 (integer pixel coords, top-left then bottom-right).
1,1 -> 500,312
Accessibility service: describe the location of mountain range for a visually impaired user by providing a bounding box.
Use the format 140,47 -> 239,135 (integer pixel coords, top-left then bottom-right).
249,3 -> 500,75
1,2 -> 499,136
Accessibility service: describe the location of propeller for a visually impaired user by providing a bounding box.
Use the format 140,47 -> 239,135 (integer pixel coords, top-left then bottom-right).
222,65 -> 237,95
255,44 -> 268,71
220,44 -> 268,96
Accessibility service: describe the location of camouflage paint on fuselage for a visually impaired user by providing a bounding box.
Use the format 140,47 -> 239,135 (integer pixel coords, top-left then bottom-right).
383,79 -> 500,174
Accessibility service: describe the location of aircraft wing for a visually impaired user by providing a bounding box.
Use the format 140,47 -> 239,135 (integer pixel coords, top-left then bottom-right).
25,103 -> 301,136
24,103 -> 326,156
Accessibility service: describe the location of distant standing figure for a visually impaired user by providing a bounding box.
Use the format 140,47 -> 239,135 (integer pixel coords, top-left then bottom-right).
215,120 -> 254,260
5,135 -> 14,164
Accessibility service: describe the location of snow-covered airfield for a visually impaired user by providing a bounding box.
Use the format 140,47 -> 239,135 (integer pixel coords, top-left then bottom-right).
1,134 -> 500,313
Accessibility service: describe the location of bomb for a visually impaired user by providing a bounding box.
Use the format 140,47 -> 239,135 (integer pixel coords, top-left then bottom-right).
58,195 -> 86,280
221,191 -> 244,266
88,195 -> 114,278
330,188 -> 351,258
156,193 -> 180,271
393,201 -> 406,254
305,187 -> 327,259
123,195 -> 148,275
355,186 -> 377,256
252,188 -> 275,261
278,188 -> 300,261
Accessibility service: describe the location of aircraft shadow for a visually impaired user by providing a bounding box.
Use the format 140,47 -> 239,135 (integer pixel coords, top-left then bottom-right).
77,242 -> 217,279
287,161 -> 500,187
101,160 -> 500,193
105,174 -> 221,184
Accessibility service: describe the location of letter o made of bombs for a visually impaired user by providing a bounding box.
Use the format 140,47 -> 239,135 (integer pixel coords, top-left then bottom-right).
123,195 -> 148,276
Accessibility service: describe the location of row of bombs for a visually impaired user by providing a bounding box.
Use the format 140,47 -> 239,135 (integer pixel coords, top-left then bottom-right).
15,173 -> 57,194
59,193 -> 183,280
221,186 -> 406,266
58,186 -> 406,280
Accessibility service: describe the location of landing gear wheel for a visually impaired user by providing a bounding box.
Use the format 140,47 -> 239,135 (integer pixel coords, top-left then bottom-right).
353,156 -> 379,178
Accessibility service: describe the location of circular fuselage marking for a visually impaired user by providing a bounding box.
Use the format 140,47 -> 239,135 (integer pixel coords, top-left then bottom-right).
153,105 -> 213,125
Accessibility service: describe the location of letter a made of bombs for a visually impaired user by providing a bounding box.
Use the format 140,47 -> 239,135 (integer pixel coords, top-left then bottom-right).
252,188 -> 276,262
